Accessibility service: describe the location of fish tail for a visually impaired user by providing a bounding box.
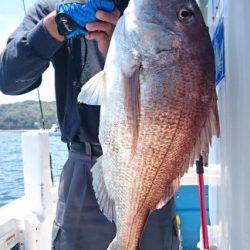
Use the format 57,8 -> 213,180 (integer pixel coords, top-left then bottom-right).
107,237 -> 123,250
107,236 -> 139,250
107,208 -> 148,250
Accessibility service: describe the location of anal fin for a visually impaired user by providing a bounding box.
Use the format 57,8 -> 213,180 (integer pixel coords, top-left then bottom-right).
91,157 -> 116,222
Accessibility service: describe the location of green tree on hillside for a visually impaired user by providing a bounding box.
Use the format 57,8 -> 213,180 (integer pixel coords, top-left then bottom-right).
0,101 -> 57,130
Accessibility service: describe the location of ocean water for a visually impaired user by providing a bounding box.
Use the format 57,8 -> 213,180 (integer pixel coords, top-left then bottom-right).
0,131 -> 68,207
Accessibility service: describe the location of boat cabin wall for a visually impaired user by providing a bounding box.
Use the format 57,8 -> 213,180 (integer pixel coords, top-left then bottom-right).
198,0 -> 250,249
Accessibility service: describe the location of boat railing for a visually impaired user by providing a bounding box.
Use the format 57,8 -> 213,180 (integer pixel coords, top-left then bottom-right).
0,130 -> 58,250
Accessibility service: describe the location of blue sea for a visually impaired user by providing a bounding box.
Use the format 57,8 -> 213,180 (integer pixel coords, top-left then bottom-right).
0,131 -> 68,207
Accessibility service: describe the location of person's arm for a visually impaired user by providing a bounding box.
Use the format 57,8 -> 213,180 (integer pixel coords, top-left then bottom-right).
0,0 -> 64,95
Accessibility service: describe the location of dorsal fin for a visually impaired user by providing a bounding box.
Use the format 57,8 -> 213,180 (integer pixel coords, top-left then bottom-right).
78,70 -> 106,105
155,99 -> 220,211
189,98 -> 220,168
122,67 -> 141,151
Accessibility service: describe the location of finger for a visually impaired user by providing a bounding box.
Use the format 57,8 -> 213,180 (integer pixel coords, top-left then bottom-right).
86,21 -> 114,36
96,9 -> 120,25
86,31 -> 109,42
86,31 -> 110,54
113,8 -> 121,18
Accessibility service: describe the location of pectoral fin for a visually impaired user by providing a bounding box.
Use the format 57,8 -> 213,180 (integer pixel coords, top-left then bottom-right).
78,70 -> 106,105
123,66 -> 141,152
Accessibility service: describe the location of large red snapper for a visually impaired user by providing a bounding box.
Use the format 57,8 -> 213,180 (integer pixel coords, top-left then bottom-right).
78,0 -> 220,249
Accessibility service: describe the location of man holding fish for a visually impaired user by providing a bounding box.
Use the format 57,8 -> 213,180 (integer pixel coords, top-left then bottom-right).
0,0 -> 180,249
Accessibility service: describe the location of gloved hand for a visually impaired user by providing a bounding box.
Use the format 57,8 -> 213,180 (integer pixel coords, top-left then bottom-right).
56,0 -> 116,39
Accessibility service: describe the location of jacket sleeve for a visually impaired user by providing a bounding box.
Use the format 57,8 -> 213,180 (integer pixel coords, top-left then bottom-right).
0,0 -> 64,95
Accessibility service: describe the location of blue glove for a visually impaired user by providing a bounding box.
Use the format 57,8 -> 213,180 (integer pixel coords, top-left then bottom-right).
56,0 -> 116,39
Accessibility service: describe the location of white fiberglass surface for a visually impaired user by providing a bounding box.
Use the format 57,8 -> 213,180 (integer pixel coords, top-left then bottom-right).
200,0 -> 250,249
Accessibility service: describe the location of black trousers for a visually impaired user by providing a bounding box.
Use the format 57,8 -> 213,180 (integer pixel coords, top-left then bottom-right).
52,142 -> 179,250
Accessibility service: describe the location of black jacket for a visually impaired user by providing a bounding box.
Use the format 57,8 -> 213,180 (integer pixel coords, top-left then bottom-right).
0,0 -> 128,143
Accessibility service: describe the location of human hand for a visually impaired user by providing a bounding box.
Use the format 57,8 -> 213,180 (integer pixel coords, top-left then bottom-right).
86,9 -> 120,54
44,11 -> 65,42
55,0 -> 116,40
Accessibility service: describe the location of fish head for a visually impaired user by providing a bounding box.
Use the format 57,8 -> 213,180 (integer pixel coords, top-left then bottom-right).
122,0 -> 216,113
125,0 -> 213,69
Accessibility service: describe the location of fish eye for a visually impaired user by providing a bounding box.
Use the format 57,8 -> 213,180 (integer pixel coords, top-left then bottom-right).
177,8 -> 194,22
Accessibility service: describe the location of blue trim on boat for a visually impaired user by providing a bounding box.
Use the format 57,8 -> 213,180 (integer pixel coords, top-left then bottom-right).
175,185 -> 210,250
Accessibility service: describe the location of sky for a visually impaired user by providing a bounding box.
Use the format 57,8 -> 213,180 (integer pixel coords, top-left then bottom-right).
0,0 -> 55,104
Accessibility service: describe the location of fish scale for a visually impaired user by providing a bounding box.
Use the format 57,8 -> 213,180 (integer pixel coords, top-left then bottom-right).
78,0 -> 220,249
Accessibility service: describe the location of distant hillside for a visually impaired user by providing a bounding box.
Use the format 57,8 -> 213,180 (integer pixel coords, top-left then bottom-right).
0,101 -> 57,130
